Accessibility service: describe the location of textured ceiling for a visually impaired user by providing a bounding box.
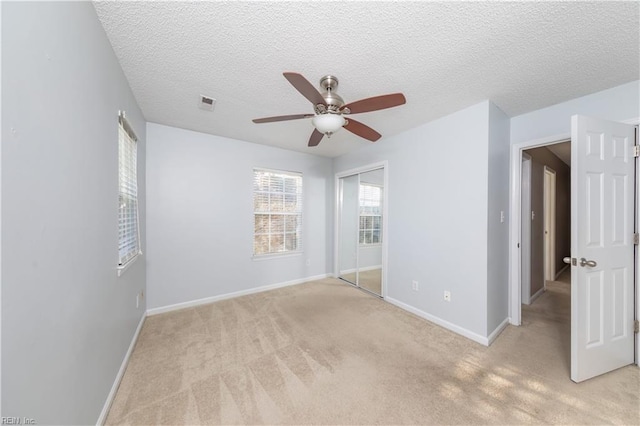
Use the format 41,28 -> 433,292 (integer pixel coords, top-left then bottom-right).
94,1 -> 639,158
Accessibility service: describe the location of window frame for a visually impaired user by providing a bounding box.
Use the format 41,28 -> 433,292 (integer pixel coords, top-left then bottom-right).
252,168 -> 303,258
117,111 -> 142,275
359,183 -> 383,246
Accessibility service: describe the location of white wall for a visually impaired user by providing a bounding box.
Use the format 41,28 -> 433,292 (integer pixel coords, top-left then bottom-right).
2,2 -> 146,423
146,124 -> 333,310
486,102 -> 511,334
511,80 -> 639,144
333,101 -> 491,337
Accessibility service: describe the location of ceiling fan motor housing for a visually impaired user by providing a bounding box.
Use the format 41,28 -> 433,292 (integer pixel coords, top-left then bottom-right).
316,75 -> 345,114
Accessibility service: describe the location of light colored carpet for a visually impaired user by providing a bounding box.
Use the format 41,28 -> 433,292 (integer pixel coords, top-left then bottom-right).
106,277 -> 639,425
340,268 -> 382,296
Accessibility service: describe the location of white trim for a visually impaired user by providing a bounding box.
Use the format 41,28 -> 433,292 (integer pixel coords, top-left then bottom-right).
96,313 -> 146,426
521,153 -> 532,305
382,163 -> 389,298
543,166 -> 556,284
253,166 -> 302,177
117,251 -> 142,277
338,264 -> 382,275
359,243 -> 383,248
554,264 -> 570,280
529,286 -> 545,304
335,161 -> 388,180
147,273 -> 330,316
386,297 -> 491,346
251,251 -> 303,261
487,317 -> 510,345
636,124 -> 640,366
357,264 -> 383,273
509,132 -> 570,326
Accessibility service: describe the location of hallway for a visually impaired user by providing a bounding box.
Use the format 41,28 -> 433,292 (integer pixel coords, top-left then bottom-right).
521,267 -> 572,375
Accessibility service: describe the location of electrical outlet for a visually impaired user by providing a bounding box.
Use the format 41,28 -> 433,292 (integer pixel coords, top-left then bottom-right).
444,291 -> 451,302
412,280 -> 419,291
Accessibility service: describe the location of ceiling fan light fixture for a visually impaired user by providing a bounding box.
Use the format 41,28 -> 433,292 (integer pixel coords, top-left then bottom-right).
312,113 -> 345,135
252,72 -> 406,146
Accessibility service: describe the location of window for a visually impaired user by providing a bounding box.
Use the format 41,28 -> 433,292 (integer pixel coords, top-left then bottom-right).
359,184 -> 382,245
118,112 -> 140,270
253,169 -> 302,256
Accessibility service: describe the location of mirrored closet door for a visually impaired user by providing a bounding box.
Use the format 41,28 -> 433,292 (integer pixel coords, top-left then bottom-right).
338,167 -> 384,296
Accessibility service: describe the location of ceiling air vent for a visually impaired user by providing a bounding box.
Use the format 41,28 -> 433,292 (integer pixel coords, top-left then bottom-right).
199,95 -> 216,111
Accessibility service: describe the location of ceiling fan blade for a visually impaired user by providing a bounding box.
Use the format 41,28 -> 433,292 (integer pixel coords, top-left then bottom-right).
283,72 -> 327,106
308,129 -> 324,147
343,118 -> 381,142
341,93 -> 406,114
252,113 -> 313,124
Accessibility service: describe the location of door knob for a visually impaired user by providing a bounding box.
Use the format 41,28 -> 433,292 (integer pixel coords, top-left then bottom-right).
563,257 -> 576,266
579,258 -> 597,267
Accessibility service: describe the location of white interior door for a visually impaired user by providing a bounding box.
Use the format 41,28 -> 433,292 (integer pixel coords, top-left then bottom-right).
571,115 -> 636,382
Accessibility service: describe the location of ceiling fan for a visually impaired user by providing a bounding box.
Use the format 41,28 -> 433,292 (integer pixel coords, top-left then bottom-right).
252,72 -> 406,147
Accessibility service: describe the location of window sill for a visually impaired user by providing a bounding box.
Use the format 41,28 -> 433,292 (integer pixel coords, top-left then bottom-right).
359,243 -> 382,248
118,251 -> 142,277
252,251 -> 303,261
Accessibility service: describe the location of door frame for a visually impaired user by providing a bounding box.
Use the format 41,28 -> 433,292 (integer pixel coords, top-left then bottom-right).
521,153 -> 532,304
510,133 -> 570,325
334,161 -> 389,298
543,166 -> 556,283
336,175 -> 360,284
508,119 -> 640,366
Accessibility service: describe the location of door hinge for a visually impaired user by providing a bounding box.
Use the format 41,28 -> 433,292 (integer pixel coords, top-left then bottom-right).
635,320 -> 639,334
633,145 -> 640,157
634,233 -> 639,245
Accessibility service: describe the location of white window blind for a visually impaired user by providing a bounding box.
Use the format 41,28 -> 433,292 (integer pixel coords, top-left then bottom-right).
359,184 -> 382,245
118,113 -> 140,268
253,169 -> 303,256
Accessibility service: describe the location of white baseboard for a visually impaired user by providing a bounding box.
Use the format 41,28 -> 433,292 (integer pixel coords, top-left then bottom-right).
385,297 -> 491,346
339,265 -> 382,275
360,264 -> 382,272
554,264 -> 569,280
487,317 -> 510,345
147,273 -> 331,316
529,286 -> 545,304
97,313 -> 146,425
